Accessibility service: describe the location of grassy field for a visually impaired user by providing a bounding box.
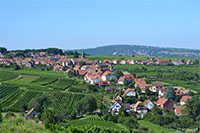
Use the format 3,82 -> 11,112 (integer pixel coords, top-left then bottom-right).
139,120 -> 177,133
0,116 -> 50,133
0,68 -> 65,77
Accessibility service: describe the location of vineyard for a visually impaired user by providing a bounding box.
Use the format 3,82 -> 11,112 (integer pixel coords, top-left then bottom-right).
48,92 -> 84,116
82,115 -> 104,121
47,78 -> 74,90
0,85 -> 25,110
31,77 -> 58,85
8,90 -> 40,112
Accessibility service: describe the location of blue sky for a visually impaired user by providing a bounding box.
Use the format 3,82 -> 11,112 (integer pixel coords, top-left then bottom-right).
0,0 -> 199,50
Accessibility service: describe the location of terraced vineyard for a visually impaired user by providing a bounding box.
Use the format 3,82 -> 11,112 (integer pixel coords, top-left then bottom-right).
8,90 -> 40,112
31,77 -> 58,85
83,115 -> 104,121
0,85 -> 25,110
47,78 -> 74,90
48,92 -> 84,115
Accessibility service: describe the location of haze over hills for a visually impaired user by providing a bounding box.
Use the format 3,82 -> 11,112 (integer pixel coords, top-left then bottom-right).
71,44 -> 200,58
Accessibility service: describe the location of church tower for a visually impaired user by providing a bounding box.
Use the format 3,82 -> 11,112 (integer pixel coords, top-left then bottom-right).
82,51 -> 85,59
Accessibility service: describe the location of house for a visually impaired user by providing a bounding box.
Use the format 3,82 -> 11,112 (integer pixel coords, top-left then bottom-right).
175,107 -> 185,116
136,60 -> 144,65
54,65 -> 63,71
112,59 -> 118,65
118,74 -> 135,85
84,72 -> 102,85
156,59 -> 170,65
81,65 -> 89,71
78,70 -> 87,76
123,88 -> 136,96
134,78 -> 147,93
186,60 -> 193,65
158,88 -> 168,97
73,64 -> 80,71
27,108 -> 37,118
149,82 -> 163,92
122,103 -> 131,112
110,102 -> 121,114
154,98 -> 173,110
120,60 -> 126,64
103,60 -> 112,64
105,86 -> 121,93
144,99 -> 154,110
180,96 -> 192,105
131,101 -> 148,118
102,71 -> 116,81
173,59 -> 185,65
127,59 -> 134,64
112,93 -> 122,103
22,61 -> 33,68
98,81 -> 110,87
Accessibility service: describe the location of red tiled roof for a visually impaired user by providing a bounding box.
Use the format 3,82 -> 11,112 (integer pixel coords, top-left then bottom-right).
153,82 -> 163,87
27,108 -> 35,116
98,81 -> 109,86
175,107 -> 185,115
123,88 -> 135,96
133,101 -> 142,109
78,70 -> 87,76
154,98 -> 168,106
134,78 -> 146,89
160,88 -> 167,93
180,96 -> 192,103
102,71 -> 111,76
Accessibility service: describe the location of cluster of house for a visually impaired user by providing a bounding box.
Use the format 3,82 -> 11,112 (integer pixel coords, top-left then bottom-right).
0,51 -> 195,70
108,78 -> 192,117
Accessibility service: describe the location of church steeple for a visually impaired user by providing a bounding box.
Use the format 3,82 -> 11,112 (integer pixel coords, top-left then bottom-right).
82,51 -> 85,59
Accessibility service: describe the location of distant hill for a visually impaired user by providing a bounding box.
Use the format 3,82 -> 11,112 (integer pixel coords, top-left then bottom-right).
70,45 -> 200,58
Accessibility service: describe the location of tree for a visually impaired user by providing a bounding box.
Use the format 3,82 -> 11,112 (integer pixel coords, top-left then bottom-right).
193,59 -> 200,65
186,95 -> 200,120
75,96 -> 97,115
164,86 -> 176,100
73,51 -> 79,58
0,106 -> 2,122
114,69 -> 123,79
0,47 -> 7,54
42,108 -> 56,129
124,78 -> 129,86
82,96 -> 97,113
118,89 -> 123,96
21,104 -> 28,112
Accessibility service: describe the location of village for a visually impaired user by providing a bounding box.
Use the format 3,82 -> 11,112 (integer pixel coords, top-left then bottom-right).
0,51 -> 195,119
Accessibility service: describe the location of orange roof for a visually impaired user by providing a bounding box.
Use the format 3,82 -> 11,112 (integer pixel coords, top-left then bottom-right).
180,96 -> 192,103
27,108 -> 35,116
124,74 -> 134,80
98,81 -> 109,86
74,64 -> 80,70
102,71 -> 111,76
133,101 -> 142,109
134,78 -> 146,89
78,70 -> 87,76
123,88 -> 135,96
160,88 -> 167,93
175,107 -> 185,115
154,98 -> 168,105
153,82 -> 163,87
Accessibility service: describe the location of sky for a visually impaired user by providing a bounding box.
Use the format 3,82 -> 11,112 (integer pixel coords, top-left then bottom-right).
0,0 -> 199,50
